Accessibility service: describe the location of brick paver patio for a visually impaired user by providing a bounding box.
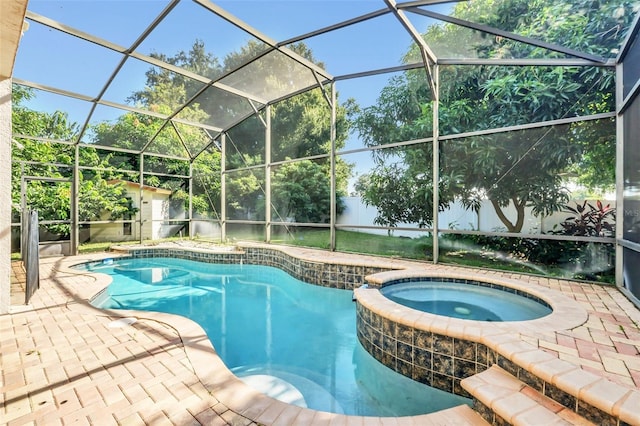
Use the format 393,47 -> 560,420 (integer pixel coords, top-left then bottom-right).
2,255 -> 256,426
2,248 -> 639,425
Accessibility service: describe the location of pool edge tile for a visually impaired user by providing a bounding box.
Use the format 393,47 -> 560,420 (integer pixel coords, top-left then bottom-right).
57,247 -> 638,426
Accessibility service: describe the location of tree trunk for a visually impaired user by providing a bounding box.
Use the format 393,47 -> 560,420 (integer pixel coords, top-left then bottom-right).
489,198 -> 525,233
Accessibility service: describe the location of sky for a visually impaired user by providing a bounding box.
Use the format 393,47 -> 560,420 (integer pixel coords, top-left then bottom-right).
14,0 -> 452,111
13,0 -> 453,185
17,2 -> 415,89
13,0 -> 629,197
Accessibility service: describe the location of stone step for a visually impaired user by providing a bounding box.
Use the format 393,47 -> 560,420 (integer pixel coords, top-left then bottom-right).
461,365 -> 595,426
416,404 -> 492,426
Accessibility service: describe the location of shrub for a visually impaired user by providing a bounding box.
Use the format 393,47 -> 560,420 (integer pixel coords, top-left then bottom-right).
559,200 -> 615,237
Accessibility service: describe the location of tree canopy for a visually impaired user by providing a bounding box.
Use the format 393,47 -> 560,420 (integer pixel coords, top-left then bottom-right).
91,40 -> 353,224
353,0 -> 631,233
11,87 -> 134,236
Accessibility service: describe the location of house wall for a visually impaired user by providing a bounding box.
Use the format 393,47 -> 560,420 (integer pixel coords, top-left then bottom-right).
88,223 -> 138,244
1,79 -> 11,313
151,193 -> 168,239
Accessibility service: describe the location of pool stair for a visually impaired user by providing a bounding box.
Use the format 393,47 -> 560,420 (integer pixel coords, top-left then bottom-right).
461,365 -> 597,425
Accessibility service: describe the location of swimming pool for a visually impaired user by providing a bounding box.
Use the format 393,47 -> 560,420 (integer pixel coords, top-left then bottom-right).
381,280 -> 552,321
82,257 -> 470,417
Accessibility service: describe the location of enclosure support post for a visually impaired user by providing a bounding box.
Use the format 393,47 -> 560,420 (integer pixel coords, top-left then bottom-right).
20,164 -> 26,260
615,57 -> 625,289
265,105 -> 272,243
139,154 -> 144,244
70,144 -> 79,255
432,64 -> 440,264
220,134 -> 226,243
188,161 -> 193,239
330,82 -> 337,252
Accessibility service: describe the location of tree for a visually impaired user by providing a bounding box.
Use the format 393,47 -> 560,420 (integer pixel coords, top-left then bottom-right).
108,39 -> 353,224
222,41 -> 354,221
225,169 -> 263,220
271,160 -> 346,223
11,86 -> 135,236
353,0 -> 632,232
91,46 -> 222,219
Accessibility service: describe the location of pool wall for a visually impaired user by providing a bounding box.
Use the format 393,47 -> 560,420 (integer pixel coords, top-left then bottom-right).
117,245 -> 391,289
354,270 -> 627,425
108,243 -> 635,425
356,300 -> 609,413
357,300 -> 483,398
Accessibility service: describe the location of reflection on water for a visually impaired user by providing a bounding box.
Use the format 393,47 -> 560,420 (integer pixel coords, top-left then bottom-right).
382,281 -> 551,321
80,257 -> 471,417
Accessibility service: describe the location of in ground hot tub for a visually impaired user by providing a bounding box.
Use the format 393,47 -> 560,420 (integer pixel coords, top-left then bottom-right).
354,272 -> 587,401
380,278 -> 552,321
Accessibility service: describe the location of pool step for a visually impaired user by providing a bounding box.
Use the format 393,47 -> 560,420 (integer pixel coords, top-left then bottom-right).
420,404 -> 491,425
461,365 -> 595,426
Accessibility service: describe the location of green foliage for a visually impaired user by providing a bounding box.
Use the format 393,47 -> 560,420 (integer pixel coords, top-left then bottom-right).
354,159 -> 439,229
282,228 -> 612,281
559,200 -> 616,237
352,71 -> 432,147
270,160 -> 345,223
130,39 -> 222,107
272,89 -> 333,160
12,86 -> 79,141
107,39 -> 351,223
225,169 -> 264,220
352,0 -> 631,233
444,232 -> 579,266
191,149 -> 222,218
11,86 -> 136,235
78,178 -> 136,221
442,232 -> 613,282
568,116 -> 616,191
91,42 -> 221,217
440,198 -> 617,281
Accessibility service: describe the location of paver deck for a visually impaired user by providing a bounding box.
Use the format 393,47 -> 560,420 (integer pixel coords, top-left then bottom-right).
2,246 -> 639,425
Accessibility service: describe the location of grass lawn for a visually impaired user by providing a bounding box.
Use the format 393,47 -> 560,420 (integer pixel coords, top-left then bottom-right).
271,228 -> 613,282
9,228 -> 608,283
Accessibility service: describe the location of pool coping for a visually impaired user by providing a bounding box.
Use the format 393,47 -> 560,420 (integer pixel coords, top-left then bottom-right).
355,271 -> 639,425
61,248 -> 486,425
360,268 -> 589,338
63,243 -> 640,425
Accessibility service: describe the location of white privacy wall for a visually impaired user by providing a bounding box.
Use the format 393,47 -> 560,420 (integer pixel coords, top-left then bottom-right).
337,197 -> 613,236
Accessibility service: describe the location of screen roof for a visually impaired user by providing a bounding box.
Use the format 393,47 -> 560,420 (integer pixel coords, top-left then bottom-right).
12,0 -> 638,161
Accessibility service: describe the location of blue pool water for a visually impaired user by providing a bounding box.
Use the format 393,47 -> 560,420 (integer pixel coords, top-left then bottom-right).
80,257 -> 470,417
381,281 -> 552,321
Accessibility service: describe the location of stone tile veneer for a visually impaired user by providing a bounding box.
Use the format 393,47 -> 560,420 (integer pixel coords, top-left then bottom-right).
356,301 -> 622,425
354,272 -> 632,426
356,300 -> 484,399
113,243 -> 631,425
241,247 -> 389,289
119,244 -> 390,290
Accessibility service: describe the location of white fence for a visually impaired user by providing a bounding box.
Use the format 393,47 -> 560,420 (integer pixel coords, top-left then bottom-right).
336,197 -> 614,236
